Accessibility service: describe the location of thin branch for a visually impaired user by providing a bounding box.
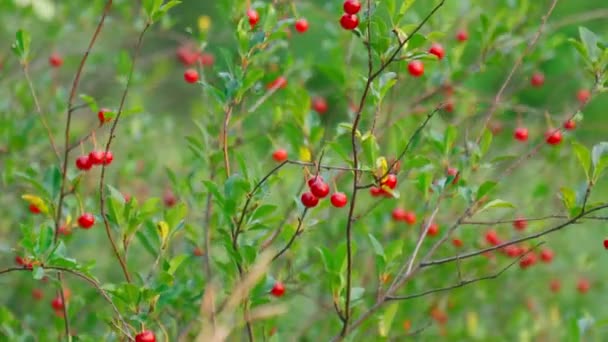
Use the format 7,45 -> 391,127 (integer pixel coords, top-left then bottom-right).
222,102 -> 235,177
271,210 -> 307,261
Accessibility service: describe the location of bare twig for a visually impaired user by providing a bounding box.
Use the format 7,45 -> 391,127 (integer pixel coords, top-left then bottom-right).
271,210 -> 308,261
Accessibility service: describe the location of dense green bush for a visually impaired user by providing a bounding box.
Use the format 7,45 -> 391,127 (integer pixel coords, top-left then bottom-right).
1,0 -> 608,340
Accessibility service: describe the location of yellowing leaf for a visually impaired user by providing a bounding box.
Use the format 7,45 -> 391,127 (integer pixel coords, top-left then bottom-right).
21,194 -> 49,214
198,15 -> 211,32
375,157 -> 388,178
299,146 -> 312,162
466,311 -> 478,337
157,220 -> 170,248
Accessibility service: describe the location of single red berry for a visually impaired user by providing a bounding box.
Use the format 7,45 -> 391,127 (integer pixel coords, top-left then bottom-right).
267,76 -> 287,90
307,175 -> 324,188
407,60 -> 424,77
200,52 -> 215,67
135,330 -> 156,342
456,30 -> 468,42
519,253 -> 536,269
29,204 -> 41,214
340,14 -> 359,30
312,97 -> 328,114
343,0 -> 361,14
77,213 -> 95,229
403,211 -> 416,225
545,129 -> 562,145
184,69 -> 199,83
540,248 -> 554,263
443,100 -> 454,113
563,119 -> 576,130
272,149 -> 288,162
98,108 -> 112,125
577,89 -> 590,104
89,150 -> 105,165
577,278 -> 590,294
270,281 -> 285,297
426,222 -> 439,236
603,239 -> 608,249
447,167 -> 459,184
51,297 -> 64,311
382,174 -> 398,189
247,9 -> 260,28
530,72 -> 544,87
550,279 -> 561,293
15,256 -> 25,266
452,238 -> 463,248
58,224 -> 71,236
513,127 -> 528,142
176,46 -> 198,66
102,151 -> 113,165
428,43 -> 445,60
32,289 -> 44,301
370,186 -> 383,197
392,208 -> 407,222
485,230 -> 501,246
163,189 -> 177,207
49,53 -> 63,68
295,19 -> 308,33
513,217 -> 527,231
193,247 -> 204,256
504,245 -> 523,258
301,192 -> 319,208
309,180 -> 330,198
330,192 -> 348,208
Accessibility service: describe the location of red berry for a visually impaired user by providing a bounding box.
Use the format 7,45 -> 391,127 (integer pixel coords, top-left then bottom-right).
426,222 -> 439,236
330,192 -> 348,208
75,155 -> 92,171
392,208 -> 407,222
604,239 -> 608,249
184,69 -> 199,83
312,97 -> 328,114
452,238 -> 463,248
530,72 -> 544,87
485,230 -> 501,246
272,149 -> 288,162
428,43 -> 445,60
577,89 -> 590,104
295,19 -> 308,33
15,256 -> 25,266
563,119 -> 576,130
540,248 -> 554,263
89,150 -> 105,165
98,108 -> 112,124
176,46 -> 198,66
58,225 -> 71,236
382,174 -> 398,189
49,53 -> 63,68
309,180 -> 330,198
307,175 -> 324,188
200,53 -> 214,67
443,100 -> 454,113
163,189 -> 177,207
456,30 -> 468,42
193,247 -> 204,256
77,213 -> 95,229
513,127 -> 528,142
29,204 -> 41,214
270,281 -> 285,297
32,289 -> 44,300
340,14 -> 359,30
301,192 -> 319,208
135,330 -> 156,342
504,245 -> 523,258
545,130 -> 562,145
51,297 -> 64,311
407,60 -> 424,77
267,76 -> 287,90
403,211 -> 416,225
370,186 -> 383,197
513,217 -> 527,231
577,278 -> 590,294
247,9 -> 260,28
519,253 -> 536,269
102,151 -> 113,165
550,279 -> 561,293
343,0 -> 361,14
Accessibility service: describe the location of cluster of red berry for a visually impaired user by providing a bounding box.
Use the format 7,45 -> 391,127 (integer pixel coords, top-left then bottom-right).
75,149 -> 113,171
340,0 -> 361,30
300,175 -> 348,209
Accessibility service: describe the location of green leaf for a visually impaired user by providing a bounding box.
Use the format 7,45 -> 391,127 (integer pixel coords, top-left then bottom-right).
444,125 -> 457,156
167,254 -> 189,275
476,181 -> 497,200
560,187 -> 576,213
399,0 -> 416,15
43,166 -> 61,201
572,142 -> 591,181
263,4 -> 277,32
152,0 -> 182,21
368,234 -> 385,258
79,94 -> 99,114
11,29 -> 31,60
477,199 -> 514,214
480,129 -> 493,157
592,142 -> 608,181
32,266 -> 45,280
579,27 -> 601,62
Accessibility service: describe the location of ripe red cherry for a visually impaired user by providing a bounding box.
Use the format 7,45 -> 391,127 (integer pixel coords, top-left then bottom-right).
545,130 -> 562,145
513,127 -> 528,142
407,60 -> 424,77
513,217 -> 527,231
340,14 -> 359,30
452,238 -> 463,248
89,150 -> 104,165
135,330 -> 156,342
443,100 -> 454,113
309,180 -> 330,198
184,69 -> 199,83
295,19 -> 308,33
504,245 -> 523,257
312,97 -> 328,114
485,230 -> 501,246
270,281 -> 285,297
456,29 -> 468,42
51,297 -> 64,311
29,204 -> 41,214
301,192 -> 319,208
563,119 -> 576,130
382,174 -> 398,189
539,248 -> 554,263
330,192 -> 348,208
550,279 -> 561,293
77,213 -> 95,229
577,89 -> 590,104
247,9 -> 260,28
604,239 -> 608,249
272,149 -> 288,162
102,151 -> 113,165
343,0 -> 361,14
75,155 -> 92,171
370,186 -> 383,197
176,46 -> 198,66
392,208 -> 407,222
403,211 -> 416,225
426,222 -> 439,236
58,225 -> 71,236
200,53 -> 214,67
428,43 -> 445,60
577,278 -> 590,294
98,108 -> 112,124
530,72 -> 544,87
267,76 -> 287,90
49,53 -> 63,68
163,189 -> 177,207
519,253 -> 536,269
307,175 -> 324,188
